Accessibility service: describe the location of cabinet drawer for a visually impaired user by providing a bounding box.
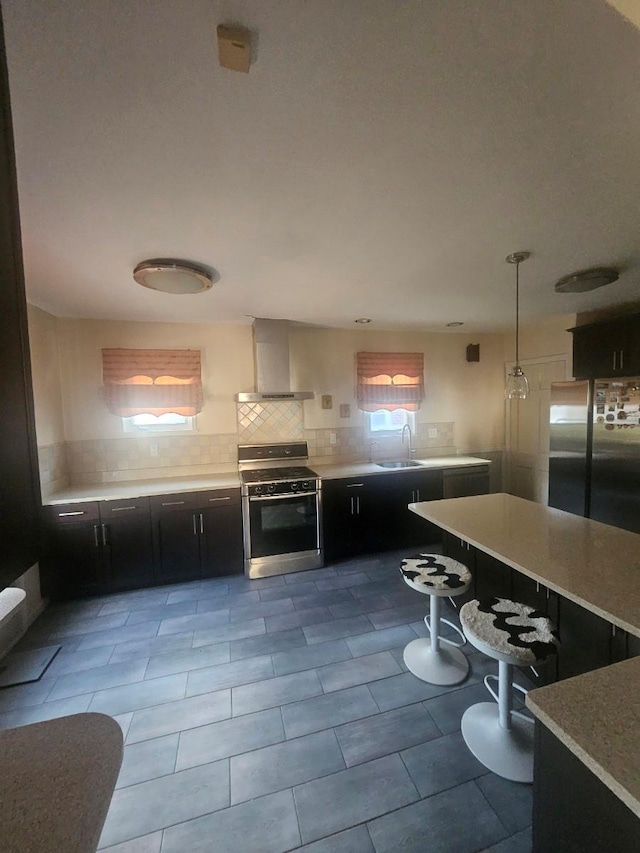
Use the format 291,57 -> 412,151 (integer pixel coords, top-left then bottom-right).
196,488 -> 241,508
100,496 -> 150,520
149,492 -> 201,513
44,502 -> 100,525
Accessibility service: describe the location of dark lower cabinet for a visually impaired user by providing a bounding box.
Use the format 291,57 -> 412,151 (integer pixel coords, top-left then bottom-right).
151,488 -> 243,584
322,477 -> 387,561
43,488 -> 243,597
43,498 -> 154,598
533,723 -> 640,853
555,596 -> 613,681
323,470 -> 444,562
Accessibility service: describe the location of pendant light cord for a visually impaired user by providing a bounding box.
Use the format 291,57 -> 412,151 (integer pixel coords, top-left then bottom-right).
515,260 -> 520,367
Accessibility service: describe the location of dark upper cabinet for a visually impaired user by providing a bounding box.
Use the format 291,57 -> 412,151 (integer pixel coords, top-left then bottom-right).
0,10 -> 42,590
571,314 -> 640,379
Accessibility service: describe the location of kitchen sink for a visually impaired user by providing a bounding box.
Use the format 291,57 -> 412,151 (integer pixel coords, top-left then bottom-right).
376,460 -> 422,469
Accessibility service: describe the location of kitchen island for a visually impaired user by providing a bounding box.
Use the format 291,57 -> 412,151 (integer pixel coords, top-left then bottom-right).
409,493 -> 640,852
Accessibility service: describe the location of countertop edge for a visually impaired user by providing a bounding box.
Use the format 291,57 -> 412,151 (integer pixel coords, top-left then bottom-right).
43,456 -> 492,505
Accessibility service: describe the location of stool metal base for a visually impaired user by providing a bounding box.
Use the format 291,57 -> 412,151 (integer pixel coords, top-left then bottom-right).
403,638 -> 470,686
461,702 -> 534,783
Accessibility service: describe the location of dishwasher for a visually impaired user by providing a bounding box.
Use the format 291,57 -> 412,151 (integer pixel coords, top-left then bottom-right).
442,465 -> 490,498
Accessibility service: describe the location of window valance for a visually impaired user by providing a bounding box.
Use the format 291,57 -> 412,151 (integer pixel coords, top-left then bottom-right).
101,348 -> 203,417
356,351 -> 424,412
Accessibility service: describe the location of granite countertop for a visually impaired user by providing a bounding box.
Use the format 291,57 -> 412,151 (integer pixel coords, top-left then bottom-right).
1,712 -> 123,852
409,492 -> 640,638
526,657 -> 640,819
44,456 -> 491,505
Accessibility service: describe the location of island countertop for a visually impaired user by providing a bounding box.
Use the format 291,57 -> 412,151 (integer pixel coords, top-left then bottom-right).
409,492 -> 640,820
409,492 -> 640,638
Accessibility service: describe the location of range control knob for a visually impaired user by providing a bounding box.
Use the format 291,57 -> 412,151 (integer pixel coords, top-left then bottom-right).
268,483 -> 276,492
291,482 -> 299,491
302,481 -> 310,490
254,485 -> 263,495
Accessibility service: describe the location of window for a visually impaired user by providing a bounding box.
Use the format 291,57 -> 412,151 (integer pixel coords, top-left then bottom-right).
356,351 -> 424,412
122,412 -> 195,434
101,349 -> 203,428
365,408 -> 416,438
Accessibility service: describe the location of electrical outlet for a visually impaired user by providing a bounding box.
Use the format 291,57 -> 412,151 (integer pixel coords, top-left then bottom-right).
329,431 -> 337,445
428,428 -> 438,439
150,442 -> 158,457
339,404 -> 350,418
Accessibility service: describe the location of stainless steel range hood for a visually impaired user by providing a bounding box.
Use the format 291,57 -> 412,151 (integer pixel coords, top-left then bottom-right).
236,319 -> 314,403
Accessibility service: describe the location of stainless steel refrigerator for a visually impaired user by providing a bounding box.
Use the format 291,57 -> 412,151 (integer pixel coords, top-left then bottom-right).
549,377 -> 640,534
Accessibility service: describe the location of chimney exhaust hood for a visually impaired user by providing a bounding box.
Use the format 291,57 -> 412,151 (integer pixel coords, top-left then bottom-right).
236,319 -> 314,403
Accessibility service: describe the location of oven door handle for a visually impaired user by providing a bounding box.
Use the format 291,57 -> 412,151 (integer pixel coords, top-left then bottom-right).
248,491 -> 318,501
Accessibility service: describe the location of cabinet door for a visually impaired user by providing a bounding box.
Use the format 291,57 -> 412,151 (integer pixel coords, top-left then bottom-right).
322,479 -> 376,560
556,596 -> 613,681
381,471 -> 442,549
572,325 -> 617,379
153,508 -> 201,583
101,498 -> 154,590
474,551 -> 512,601
47,522 -> 105,597
200,503 -> 243,578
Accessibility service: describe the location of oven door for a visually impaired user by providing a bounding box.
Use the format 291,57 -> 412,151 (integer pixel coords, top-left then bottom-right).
246,491 -> 320,559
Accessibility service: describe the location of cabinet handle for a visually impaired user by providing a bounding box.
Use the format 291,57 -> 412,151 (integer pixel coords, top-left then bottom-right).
416,489 -> 420,502
346,483 -> 364,488
356,495 -> 360,515
102,524 -> 108,547
59,511 -> 86,517
110,505 -> 138,513
620,349 -> 624,370
199,513 -> 204,535
350,496 -> 354,515
93,524 -> 100,547
613,350 -> 617,371
192,514 -> 198,535
162,500 -> 185,506
208,496 -> 230,502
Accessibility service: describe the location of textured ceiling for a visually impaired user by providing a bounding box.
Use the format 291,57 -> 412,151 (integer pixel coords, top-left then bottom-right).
3,0 -> 640,332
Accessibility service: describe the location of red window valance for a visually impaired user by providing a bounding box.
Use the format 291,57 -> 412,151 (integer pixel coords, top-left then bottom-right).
356,352 -> 424,412
102,349 -> 203,417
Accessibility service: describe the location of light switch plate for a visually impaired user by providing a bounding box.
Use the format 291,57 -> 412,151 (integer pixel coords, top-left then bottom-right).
322,395 -> 332,409
339,404 -> 350,418
428,428 -> 438,439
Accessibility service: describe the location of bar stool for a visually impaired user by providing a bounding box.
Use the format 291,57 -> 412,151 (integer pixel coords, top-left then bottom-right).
459,597 -> 560,783
399,553 -> 472,686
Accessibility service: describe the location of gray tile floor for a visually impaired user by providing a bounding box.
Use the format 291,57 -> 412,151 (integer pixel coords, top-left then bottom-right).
1,549 -> 533,853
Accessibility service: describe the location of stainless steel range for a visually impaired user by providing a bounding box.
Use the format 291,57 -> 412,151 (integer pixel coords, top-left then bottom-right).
239,442 -> 323,579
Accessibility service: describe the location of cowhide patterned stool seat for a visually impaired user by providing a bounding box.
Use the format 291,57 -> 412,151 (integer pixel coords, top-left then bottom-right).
459,597 -> 560,784
399,554 -> 472,686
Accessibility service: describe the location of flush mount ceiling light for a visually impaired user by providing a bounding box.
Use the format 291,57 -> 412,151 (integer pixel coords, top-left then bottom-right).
354,318 -> 372,324
554,267 -> 619,294
133,259 -> 216,295
505,251 -> 530,401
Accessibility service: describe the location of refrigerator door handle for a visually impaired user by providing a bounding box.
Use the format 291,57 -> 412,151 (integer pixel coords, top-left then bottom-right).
613,350 -> 617,371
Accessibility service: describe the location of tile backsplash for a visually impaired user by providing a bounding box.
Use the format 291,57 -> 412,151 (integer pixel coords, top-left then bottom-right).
38,419 -> 458,490
237,401 -> 304,443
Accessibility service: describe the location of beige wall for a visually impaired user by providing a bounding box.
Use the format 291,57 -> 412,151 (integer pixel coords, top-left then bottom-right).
504,313 -> 576,503
27,304 -> 65,446
56,318 -> 254,441
292,327 -> 506,453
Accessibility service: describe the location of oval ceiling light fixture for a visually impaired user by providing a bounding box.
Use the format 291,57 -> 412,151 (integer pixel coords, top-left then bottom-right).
354,318 -> 372,324
133,259 -> 217,294
446,321 -> 464,327
554,267 -> 619,294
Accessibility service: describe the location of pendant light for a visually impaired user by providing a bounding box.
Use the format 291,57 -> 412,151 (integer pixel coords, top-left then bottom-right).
505,251 -> 530,400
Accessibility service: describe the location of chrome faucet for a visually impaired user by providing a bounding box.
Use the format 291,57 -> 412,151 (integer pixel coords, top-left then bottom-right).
401,423 -> 413,460
369,438 -> 380,463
